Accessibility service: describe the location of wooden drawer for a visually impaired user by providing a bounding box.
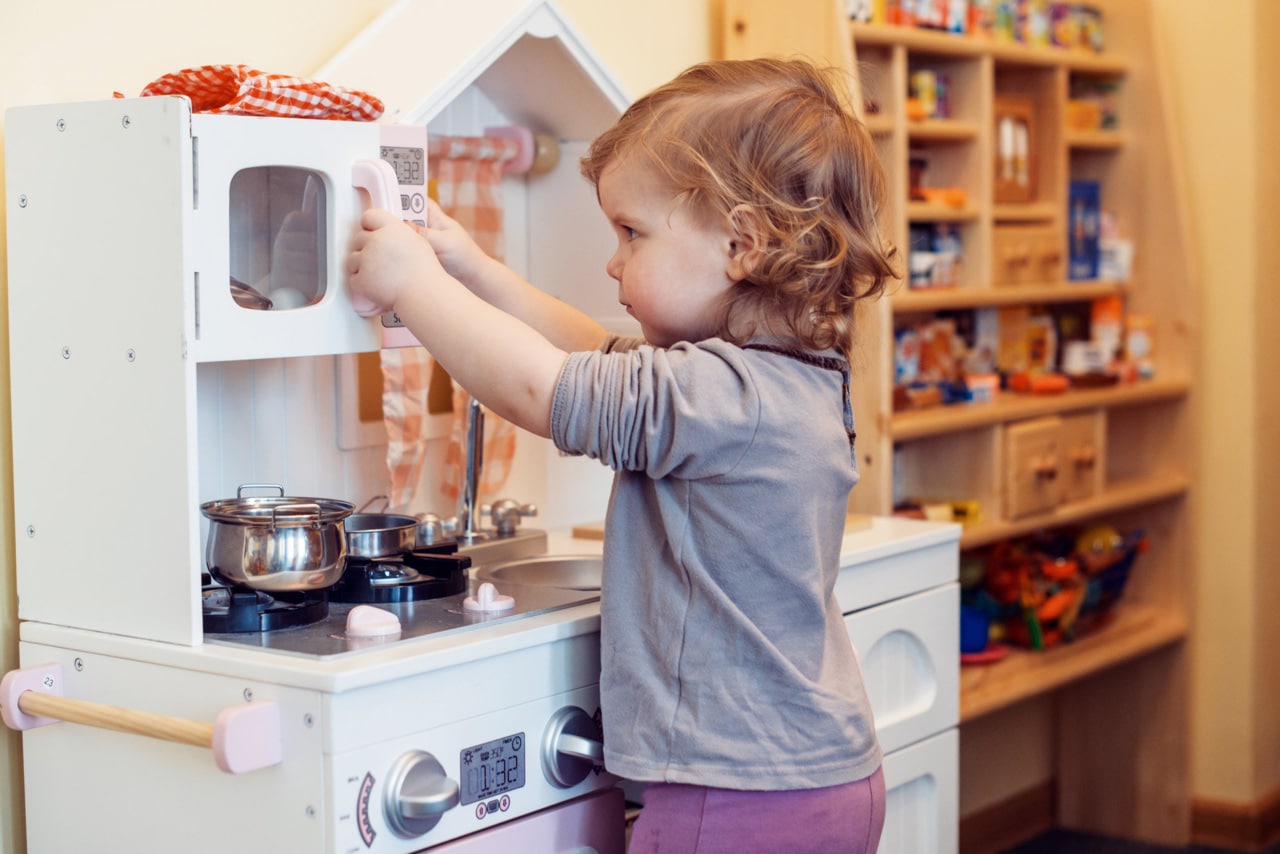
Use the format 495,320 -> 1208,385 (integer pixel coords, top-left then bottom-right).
992,224 -> 1064,286
1059,411 -> 1104,503
1003,415 -> 1064,518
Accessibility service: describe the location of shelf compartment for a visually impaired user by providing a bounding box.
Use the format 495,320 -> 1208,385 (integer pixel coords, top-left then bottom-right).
891,280 -> 1122,312
891,377 -> 1190,441
850,23 -> 1128,74
955,471 -> 1188,549
960,602 -> 1186,721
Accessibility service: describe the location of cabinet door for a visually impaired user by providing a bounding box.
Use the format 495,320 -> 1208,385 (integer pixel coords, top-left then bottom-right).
1003,416 -> 1064,518
880,728 -> 959,854
844,583 -> 959,755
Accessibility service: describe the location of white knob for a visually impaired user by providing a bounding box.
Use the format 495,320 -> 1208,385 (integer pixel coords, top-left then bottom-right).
345,605 -> 402,638
463,582 -> 515,613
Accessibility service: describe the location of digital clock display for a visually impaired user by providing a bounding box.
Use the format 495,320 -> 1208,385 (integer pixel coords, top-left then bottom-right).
459,733 -> 525,806
380,145 -> 425,186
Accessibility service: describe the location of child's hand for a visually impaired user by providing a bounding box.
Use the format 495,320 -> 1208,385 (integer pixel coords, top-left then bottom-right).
347,209 -> 444,316
420,199 -> 493,287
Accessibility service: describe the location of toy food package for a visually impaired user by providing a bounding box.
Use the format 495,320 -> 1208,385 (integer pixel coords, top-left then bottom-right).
917,317 -> 963,383
1026,312 -> 1058,372
894,326 -> 922,385
1068,180 -> 1101,279
1126,313 -> 1156,378
965,307 -> 1001,374
997,306 -> 1031,373
1090,294 -> 1124,363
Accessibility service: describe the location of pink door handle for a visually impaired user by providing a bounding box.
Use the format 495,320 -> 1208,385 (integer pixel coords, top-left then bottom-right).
2,663 -> 283,775
350,158 -> 404,318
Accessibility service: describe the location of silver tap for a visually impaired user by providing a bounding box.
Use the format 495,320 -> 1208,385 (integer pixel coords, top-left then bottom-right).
457,395 -> 486,544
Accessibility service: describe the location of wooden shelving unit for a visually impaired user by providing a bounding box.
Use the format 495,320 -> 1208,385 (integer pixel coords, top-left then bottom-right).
723,0 -> 1196,846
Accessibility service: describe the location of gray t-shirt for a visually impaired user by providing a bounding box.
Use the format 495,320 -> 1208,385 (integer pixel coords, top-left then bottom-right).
550,335 -> 882,790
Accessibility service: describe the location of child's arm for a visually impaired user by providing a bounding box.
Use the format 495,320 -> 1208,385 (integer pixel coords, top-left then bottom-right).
420,200 -> 609,353
349,209 -> 567,437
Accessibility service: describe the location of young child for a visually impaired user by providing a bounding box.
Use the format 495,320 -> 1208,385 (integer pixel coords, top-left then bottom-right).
347,57 -> 898,853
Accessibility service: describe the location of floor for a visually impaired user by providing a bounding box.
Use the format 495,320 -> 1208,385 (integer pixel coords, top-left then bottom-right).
1005,829 -> 1280,854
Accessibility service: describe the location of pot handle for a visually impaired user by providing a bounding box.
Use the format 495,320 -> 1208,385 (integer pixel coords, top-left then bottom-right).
237,483 -> 285,498
1,663 -> 282,775
270,502 -> 322,530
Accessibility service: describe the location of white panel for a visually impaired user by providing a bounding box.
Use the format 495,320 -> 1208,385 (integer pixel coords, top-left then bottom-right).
835,533 -> 959,612
18,643 -> 327,853
528,140 -> 639,336
845,584 -> 959,754
6,98 -> 202,644
880,729 -> 959,854
316,0 -> 630,137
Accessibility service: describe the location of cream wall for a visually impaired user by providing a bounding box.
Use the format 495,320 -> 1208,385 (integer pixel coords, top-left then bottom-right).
1156,0 -> 1280,808
2,1 -> 1277,852
0,3 -> 711,852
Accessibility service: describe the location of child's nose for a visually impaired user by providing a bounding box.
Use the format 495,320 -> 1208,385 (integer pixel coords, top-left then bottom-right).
605,251 -> 623,281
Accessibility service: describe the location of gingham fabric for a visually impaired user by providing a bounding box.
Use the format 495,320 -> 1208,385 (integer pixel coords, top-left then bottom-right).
380,135 -> 520,511
139,64 -> 383,120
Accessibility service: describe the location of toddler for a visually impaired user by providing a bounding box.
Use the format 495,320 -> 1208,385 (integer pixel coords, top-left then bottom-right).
348,57 -> 898,853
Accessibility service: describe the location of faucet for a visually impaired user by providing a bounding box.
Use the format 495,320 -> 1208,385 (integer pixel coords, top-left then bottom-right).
454,395 -> 537,545
457,395 -> 486,545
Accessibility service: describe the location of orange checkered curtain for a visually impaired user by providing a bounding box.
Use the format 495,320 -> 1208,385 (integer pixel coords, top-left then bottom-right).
380,135 -> 519,511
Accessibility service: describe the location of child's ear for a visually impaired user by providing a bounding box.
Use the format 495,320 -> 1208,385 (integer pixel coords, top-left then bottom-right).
725,205 -> 766,281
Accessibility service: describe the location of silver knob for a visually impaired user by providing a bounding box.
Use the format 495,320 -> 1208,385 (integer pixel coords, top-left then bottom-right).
486,499 -> 538,537
383,750 -> 459,838
541,706 -> 604,788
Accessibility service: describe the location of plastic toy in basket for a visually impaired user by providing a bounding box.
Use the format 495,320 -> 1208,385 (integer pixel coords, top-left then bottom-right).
981,528 -> 1148,651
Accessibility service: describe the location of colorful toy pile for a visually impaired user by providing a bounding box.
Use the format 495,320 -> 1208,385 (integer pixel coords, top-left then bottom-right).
961,524 -> 1147,653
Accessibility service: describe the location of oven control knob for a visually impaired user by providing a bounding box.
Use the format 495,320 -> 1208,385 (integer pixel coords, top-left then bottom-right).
541,706 -> 604,788
383,750 -> 460,838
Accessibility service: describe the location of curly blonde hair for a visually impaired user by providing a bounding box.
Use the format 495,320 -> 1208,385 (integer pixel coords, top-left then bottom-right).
580,57 -> 899,357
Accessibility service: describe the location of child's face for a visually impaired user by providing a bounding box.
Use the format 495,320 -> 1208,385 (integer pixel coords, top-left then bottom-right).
597,155 -> 739,347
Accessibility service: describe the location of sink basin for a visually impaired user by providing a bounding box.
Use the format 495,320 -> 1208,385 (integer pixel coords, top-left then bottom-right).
473,554 -> 602,591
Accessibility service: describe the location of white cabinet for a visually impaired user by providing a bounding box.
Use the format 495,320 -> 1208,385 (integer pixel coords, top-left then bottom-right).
838,517 -> 960,854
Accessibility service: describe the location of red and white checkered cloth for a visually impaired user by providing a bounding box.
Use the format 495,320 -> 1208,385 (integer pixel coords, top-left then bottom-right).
139,64 -> 383,121
380,136 -> 521,511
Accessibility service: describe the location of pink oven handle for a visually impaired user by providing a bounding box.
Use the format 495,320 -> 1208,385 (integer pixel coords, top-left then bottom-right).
1,663 -> 282,775
350,157 -> 406,318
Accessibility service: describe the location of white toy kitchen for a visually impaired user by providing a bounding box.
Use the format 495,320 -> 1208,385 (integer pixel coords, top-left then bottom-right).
1,0 -> 961,850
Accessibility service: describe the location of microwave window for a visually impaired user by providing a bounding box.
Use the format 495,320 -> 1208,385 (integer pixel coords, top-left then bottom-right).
228,166 -> 327,311
381,146 -> 425,186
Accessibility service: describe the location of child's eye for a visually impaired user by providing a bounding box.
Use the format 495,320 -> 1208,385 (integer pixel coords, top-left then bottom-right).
619,224 -> 638,241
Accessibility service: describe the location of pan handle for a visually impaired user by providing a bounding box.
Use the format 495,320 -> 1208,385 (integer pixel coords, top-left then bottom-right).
1,663 -> 282,774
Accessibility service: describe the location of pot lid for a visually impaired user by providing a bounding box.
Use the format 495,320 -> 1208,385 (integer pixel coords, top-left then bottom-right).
200,495 -> 355,525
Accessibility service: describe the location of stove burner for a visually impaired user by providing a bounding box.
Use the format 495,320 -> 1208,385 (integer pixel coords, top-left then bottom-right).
327,548 -> 472,605
202,585 -> 328,633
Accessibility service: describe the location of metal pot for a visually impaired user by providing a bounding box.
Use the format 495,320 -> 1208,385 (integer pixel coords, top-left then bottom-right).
201,484 -> 354,591
345,512 -> 420,559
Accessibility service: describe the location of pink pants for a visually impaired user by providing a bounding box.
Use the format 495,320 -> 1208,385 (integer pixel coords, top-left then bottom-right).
628,766 -> 886,853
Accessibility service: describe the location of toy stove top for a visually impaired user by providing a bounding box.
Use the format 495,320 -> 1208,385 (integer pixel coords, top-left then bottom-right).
203,578 -> 597,659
